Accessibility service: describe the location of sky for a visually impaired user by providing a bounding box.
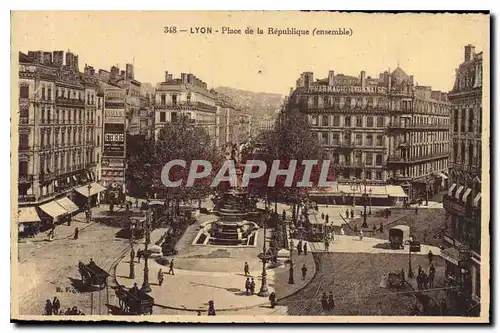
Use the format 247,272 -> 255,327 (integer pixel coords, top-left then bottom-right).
12,11 -> 489,96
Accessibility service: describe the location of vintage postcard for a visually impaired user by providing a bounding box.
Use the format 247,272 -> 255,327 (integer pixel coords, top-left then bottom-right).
10,11 -> 490,323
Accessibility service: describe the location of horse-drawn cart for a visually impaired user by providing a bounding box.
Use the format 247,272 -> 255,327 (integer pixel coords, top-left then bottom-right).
115,287 -> 154,315
78,260 -> 109,290
387,270 -> 406,288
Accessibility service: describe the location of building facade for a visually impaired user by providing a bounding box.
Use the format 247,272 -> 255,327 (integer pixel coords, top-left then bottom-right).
443,45 -> 484,308
154,72 -> 217,140
287,68 -> 450,202
18,51 -> 104,234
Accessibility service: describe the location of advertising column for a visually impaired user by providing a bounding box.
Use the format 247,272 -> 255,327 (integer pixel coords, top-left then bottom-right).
102,88 -> 126,203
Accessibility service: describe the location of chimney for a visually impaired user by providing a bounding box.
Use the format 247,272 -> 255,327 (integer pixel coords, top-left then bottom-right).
360,71 -> 366,88
165,71 -> 169,82
90,67 -> 95,76
43,52 -> 52,65
388,75 -> 392,90
126,63 -> 134,79
167,74 -> 173,81
409,75 -> 414,85
187,74 -> 194,84
304,72 -> 314,89
464,44 -> 475,62
120,70 -> 125,77
328,70 -> 335,86
181,73 -> 188,83
74,55 -> 79,71
110,66 -> 119,81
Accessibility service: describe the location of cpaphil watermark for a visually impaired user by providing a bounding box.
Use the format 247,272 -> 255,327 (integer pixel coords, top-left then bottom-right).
161,159 -> 337,188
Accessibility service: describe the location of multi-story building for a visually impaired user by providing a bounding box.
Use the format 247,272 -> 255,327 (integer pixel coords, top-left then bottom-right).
442,45 -> 484,309
154,72 -> 217,140
139,94 -> 154,139
17,50 -> 105,235
287,68 -> 450,203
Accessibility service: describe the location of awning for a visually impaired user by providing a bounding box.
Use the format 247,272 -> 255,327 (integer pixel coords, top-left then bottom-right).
473,193 -> 482,207
385,185 -> 408,198
448,183 -> 457,196
462,188 -> 472,203
440,173 -> 449,180
366,186 -> 388,198
455,186 -> 464,200
441,247 -> 460,266
39,201 -> 68,219
18,207 -> 41,223
55,197 -> 79,214
75,183 -> 107,197
149,200 -> 165,206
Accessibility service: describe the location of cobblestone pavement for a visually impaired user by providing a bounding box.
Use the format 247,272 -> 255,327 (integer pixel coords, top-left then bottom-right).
16,206 -> 130,316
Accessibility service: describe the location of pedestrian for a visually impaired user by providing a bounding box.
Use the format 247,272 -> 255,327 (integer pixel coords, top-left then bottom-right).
52,296 -> 61,314
197,310 -> 202,316
208,300 -> 216,316
340,227 -> 345,236
301,264 -> 308,280
89,258 -> 95,265
350,210 -> 354,219
244,261 -> 250,276
130,282 -> 139,295
297,240 -> 303,255
321,212 -> 325,219
158,268 -> 164,286
423,230 -> 428,243
379,222 -> 384,233
282,209 -> 286,221
73,227 -> 79,240
250,278 -> 256,295
428,250 -> 434,265
269,292 -> 277,308
415,206 -> 418,215
429,264 -> 436,288
135,198 -> 139,208
418,265 -> 423,276
440,298 -> 447,316
303,242 -> 308,255
423,273 -> 429,289
325,214 -> 329,224
327,292 -> 335,310
324,239 -> 329,252
372,225 -> 377,232
168,259 -> 175,275
64,308 -> 71,315
345,209 -> 349,219
359,229 -> 364,241
321,292 -> 328,311
245,277 -> 250,295
137,249 -> 141,263
44,299 -> 53,315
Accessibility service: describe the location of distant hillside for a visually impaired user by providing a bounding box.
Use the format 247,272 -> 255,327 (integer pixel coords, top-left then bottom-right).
215,86 -> 283,119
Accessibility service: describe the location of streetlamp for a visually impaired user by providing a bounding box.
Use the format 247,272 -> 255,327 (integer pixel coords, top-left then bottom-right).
288,238 -> 294,284
351,183 -> 357,206
408,236 -> 414,279
129,221 -> 135,279
141,204 -> 152,293
86,183 -> 92,223
368,189 -> 372,216
361,181 -> 368,229
257,210 -> 271,297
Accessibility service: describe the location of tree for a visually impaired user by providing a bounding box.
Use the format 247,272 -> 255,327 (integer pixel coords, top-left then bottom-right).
126,134 -> 156,198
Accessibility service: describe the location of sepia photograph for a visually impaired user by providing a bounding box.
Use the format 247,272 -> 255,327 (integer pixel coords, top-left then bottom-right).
10,11 -> 490,323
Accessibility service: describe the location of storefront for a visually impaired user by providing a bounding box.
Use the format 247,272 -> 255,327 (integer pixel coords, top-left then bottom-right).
74,182 -> 107,209
18,207 -> 41,237
385,185 -> 409,205
308,184 -> 406,206
38,200 -> 69,227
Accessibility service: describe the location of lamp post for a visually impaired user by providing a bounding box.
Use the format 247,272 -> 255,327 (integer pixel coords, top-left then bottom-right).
369,189 -> 372,216
141,204 -> 152,293
129,221 -> 135,279
361,181 -> 368,229
86,183 -> 92,223
351,184 -> 356,206
408,236 -> 414,279
288,238 -> 294,284
257,210 -> 271,297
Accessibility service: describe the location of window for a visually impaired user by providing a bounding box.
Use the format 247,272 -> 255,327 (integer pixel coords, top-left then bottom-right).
468,143 -> 474,166
47,108 -> 51,124
366,153 -> 373,166
323,96 -> 329,107
313,96 -> 319,108
356,116 -> 363,127
172,94 -> 178,106
366,134 -> 373,146
19,134 -> 29,149
345,116 -> 351,127
41,86 -> 46,100
19,161 -> 28,177
460,109 -> 466,132
311,115 -> 318,126
376,135 -> 383,146
377,116 -> 384,127
97,116 -> 100,126
322,115 -> 329,126
332,133 -> 339,145
20,105 -> 28,118
20,85 -> 29,99
160,111 -> 166,122
161,94 -> 166,105
47,87 -> 52,101
365,171 -> 372,180
333,116 -> 340,126
375,171 -> 382,180
366,116 -> 374,127
61,131 -> 65,145
332,153 -> 339,163
41,107 -> 45,124
469,109 -> 474,133
461,143 -> 466,163
321,132 -> 328,145
375,154 -> 383,166
355,134 -> 362,146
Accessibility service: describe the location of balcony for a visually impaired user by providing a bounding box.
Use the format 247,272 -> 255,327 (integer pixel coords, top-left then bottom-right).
18,194 -> 37,203
56,96 -> 85,107
155,101 -> 218,113
19,117 -> 34,125
18,175 -> 34,183
387,153 -> 449,164
387,122 -> 449,131
338,161 -> 364,168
